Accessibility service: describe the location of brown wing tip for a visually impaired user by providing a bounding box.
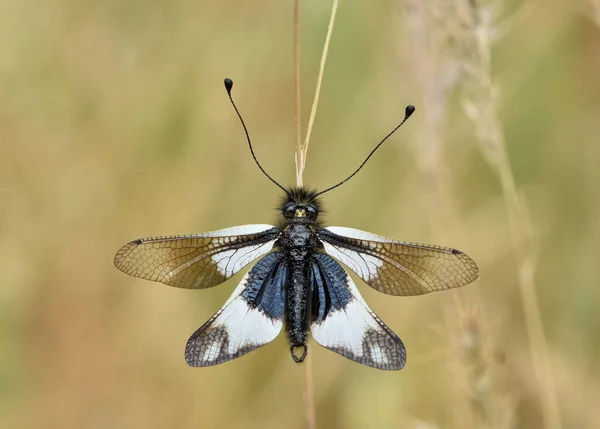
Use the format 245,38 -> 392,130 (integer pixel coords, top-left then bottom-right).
447,247 -> 481,285
460,252 -> 481,283
113,240 -> 140,271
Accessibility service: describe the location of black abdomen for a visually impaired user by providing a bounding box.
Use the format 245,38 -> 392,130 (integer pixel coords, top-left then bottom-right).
283,224 -> 314,362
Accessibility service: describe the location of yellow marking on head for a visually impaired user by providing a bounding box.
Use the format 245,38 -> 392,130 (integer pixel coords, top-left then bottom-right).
295,209 -> 307,217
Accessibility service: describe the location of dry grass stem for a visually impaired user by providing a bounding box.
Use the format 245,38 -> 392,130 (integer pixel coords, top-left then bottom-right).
447,296 -> 516,429
458,2 -> 561,428
290,1 -> 340,427
303,352 -> 316,429
296,1 -> 340,425
295,0 -> 339,186
294,0 -> 303,187
404,3 -> 498,427
405,0 -> 462,232
405,1 -> 560,428
590,0 -> 600,27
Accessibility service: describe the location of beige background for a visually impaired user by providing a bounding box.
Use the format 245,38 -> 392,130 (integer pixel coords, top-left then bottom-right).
1,1 -> 599,428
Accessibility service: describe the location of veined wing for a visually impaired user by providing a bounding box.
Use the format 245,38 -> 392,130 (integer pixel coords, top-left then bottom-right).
185,252 -> 287,366
114,224 -> 281,289
318,226 -> 479,296
310,252 -> 406,370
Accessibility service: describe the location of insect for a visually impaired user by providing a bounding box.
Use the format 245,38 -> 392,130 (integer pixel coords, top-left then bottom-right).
114,78 -> 479,370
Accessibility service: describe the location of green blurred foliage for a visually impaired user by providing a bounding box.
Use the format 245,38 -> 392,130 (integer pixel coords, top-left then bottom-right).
1,1 -> 599,428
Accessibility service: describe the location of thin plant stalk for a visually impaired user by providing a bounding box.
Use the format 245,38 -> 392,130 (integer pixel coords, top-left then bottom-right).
303,352 -> 316,429
292,4 -> 317,428
404,3 -> 490,427
294,0 -> 303,187
591,0 -> 600,27
460,2 -> 561,428
295,1 -> 340,428
295,0 -> 339,186
405,2 -> 523,428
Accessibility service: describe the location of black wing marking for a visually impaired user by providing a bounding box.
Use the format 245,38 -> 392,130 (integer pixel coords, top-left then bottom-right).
114,224 -> 281,289
310,252 -> 406,370
318,226 -> 479,296
185,252 -> 287,366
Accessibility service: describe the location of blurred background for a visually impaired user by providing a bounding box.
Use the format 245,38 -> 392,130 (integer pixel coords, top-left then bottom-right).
1,0 -> 599,428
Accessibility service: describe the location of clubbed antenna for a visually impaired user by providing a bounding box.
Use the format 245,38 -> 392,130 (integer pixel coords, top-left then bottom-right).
315,105 -> 416,196
224,78 -> 291,197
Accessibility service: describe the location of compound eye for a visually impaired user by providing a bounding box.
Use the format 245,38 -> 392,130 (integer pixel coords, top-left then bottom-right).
306,204 -> 318,217
283,202 -> 296,215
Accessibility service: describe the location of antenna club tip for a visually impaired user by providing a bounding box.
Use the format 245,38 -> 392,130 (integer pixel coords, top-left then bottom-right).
224,78 -> 233,93
405,105 -> 416,118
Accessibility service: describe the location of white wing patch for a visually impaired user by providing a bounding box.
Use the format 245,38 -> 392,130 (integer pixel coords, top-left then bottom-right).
189,296 -> 282,365
310,266 -> 406,370
210,241 -> 275,277
185,254 -> 286,367
322,240 -> 384,281
205,225 -> 277,277
321,226 -> 386,282
114,224 -> 280,289
319,226 -> 479,296
311,298 -> 371,351
202,224 -> 276,237
325,227 -> 393,242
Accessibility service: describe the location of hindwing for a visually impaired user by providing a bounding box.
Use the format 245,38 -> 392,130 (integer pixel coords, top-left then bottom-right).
310,252 -> 406,370
185,252 -> 287,366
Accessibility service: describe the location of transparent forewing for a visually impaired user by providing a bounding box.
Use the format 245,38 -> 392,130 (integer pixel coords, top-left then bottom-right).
185,252 -> 287,366
114,224 -> 281,289
318,226 -> 479,296
310,253 -> 406,370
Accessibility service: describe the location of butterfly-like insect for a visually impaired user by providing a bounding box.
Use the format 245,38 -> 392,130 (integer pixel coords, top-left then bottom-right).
114,78 -> 479,370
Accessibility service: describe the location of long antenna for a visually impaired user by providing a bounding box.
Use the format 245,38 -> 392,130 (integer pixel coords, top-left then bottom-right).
314,105 -> 416,197
224,78 -> 291,197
